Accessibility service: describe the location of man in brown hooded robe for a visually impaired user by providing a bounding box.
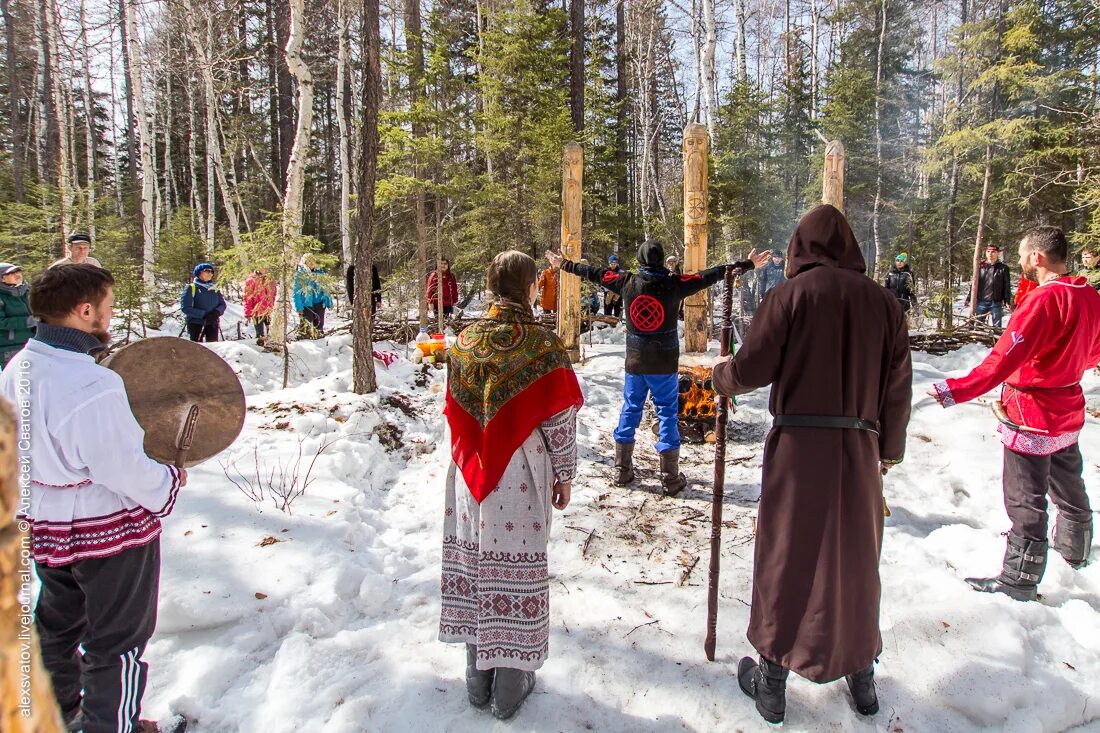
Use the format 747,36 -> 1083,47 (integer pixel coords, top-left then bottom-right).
711,205 -> 912,724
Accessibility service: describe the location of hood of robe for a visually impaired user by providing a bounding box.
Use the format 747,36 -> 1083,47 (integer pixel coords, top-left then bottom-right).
784,204 -> 866,279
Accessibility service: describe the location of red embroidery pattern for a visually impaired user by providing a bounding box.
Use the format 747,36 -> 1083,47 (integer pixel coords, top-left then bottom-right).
28,507 -> 162,566
630,295 -> 665,332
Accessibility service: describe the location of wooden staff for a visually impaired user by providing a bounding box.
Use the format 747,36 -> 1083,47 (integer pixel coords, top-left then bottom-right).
559,142 -> 583,363
704,265 -> 736,662
0,399 -> 64,733
683,124 -> 709,353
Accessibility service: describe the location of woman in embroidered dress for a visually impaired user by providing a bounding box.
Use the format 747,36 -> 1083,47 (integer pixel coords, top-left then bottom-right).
439,250 -> 583,720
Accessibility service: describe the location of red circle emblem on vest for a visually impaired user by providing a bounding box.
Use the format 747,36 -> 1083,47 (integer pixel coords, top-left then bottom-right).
630,295 -> 665,332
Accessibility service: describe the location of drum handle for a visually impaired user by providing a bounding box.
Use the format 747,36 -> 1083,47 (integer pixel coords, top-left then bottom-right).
175,405 -> 201,468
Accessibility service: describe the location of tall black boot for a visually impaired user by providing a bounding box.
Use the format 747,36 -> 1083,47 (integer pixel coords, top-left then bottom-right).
737,656 -> 788,725
614,442 -> 635,486
966,532 -> 1047,602
845,665 -> 879,716
659,449 -> 687,497
465,644 -> 493,709
1053,514 -> 1093,569
490,668 -> 536,720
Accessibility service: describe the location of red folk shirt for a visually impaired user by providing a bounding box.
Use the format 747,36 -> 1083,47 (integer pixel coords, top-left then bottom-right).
932,276 -> 1100,455
1015,277 -> 1037,308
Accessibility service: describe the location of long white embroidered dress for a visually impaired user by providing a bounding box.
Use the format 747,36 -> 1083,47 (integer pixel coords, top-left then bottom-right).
439,407 -> 577,671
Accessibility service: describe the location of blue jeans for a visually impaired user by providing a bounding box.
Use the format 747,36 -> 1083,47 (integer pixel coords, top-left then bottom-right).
615,372 -> 681,453
975,300 -> 1003,327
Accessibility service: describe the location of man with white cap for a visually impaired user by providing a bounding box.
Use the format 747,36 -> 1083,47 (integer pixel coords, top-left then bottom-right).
50,231 -> 103,268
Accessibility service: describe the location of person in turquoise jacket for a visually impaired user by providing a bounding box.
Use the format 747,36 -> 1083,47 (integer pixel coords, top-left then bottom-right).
0,262 -> 35,368
293,254 -> 333,338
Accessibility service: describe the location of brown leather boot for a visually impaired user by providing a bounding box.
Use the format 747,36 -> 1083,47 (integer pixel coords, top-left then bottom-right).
659,449 -> 687,496
614,442 -> 635,485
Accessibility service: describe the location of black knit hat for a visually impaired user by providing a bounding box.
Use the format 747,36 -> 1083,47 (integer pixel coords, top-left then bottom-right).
637,240 -> 666,268
68,232 -> 92,245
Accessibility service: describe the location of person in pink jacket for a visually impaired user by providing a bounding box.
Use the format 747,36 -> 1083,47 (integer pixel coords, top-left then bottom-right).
243,269 -> 276,344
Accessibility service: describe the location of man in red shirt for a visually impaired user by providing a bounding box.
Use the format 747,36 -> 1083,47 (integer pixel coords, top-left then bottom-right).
931,226 -> 1100,600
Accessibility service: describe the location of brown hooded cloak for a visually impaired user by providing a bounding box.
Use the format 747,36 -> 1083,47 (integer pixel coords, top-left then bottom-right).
712,204 -> 912,682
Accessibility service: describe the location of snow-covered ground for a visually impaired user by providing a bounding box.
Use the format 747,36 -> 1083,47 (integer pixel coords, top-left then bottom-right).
137,323 -> 1100,732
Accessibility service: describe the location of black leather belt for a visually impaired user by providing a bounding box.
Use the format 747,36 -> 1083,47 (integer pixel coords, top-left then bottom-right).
773,414 -> 879,435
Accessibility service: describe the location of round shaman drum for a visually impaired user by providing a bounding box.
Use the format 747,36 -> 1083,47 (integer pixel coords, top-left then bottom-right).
101,337 -> 245,467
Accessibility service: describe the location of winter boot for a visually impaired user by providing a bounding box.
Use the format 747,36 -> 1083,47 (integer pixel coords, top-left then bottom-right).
1053,514 -> 1093,569
845,665 -> 879,716
737,656 -> 788,725
614,442 -> 635,486
659,449 -> 687,497
490,668 -> 536,720
966,532 -> 1047,602
465,644 -> 494,709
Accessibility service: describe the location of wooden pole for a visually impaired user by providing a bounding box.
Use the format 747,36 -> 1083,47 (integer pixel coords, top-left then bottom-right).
704,265 -> 736,662
560,142 -> 583,362
683,124 -> 709,353
822,140 -> 845,213
0,399 -> 64,733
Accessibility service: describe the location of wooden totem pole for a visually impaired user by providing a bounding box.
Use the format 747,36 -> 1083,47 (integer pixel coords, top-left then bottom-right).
683,124 -> 710,353
0,399 -> 64,733
822,140 -> 845,213
559,142 -> 583,362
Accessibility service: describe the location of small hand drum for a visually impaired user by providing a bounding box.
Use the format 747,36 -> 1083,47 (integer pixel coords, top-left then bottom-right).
101,337 -> 246,467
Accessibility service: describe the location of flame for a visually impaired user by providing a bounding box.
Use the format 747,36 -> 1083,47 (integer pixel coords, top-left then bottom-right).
678,366 -> 717,421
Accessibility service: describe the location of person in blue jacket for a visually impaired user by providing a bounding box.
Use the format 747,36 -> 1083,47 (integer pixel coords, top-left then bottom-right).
181,263 -> 227,342
294,254 -> 333,338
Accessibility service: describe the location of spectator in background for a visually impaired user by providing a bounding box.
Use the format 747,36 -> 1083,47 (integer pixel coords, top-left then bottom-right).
0,262 -> 34,368
50,232 -> 102,269
346,263 -> 383,314
966,244 -> 1013,327
243,268 -> 276,344
884,253 -> 916,313
293,254 -> 333,338
1076,245 -> 1100,292
427,258 -> 459,318
602,255 -> 624,319
578,259 -> 600,315
756,250 -> 787,304
537,263 -> 559,314
180,263 -> 226,343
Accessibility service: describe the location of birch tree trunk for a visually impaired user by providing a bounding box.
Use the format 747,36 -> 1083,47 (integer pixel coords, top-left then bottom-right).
701,0 -> 717,140
336,0 -> 352,267
183,0 -> 242,257
79,0 -> 96,238
45,0 -> 71,241
108,26 -> 125,216
733,0 -> 747,83
122,0 -> 156,285
269,0 -> 314,359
